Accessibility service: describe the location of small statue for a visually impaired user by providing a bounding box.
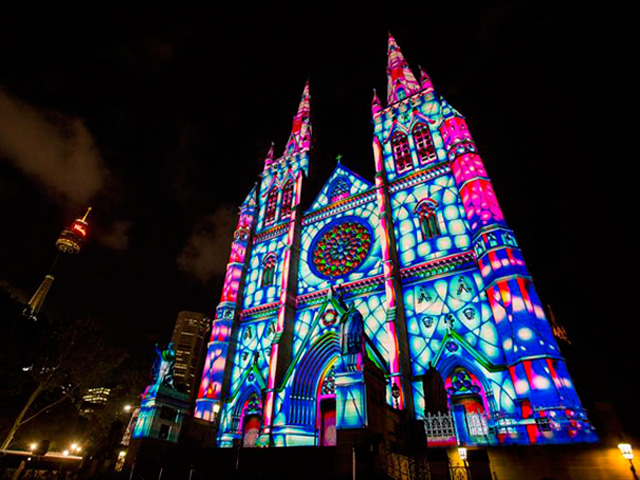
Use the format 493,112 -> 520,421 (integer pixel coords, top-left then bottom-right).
151,342 -> 176,388
340,307 -> 364,372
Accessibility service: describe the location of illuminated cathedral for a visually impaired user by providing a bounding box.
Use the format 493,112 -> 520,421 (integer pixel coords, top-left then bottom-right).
193,34 -> 596,449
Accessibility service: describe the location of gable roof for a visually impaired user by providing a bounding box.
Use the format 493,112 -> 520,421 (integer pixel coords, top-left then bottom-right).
306,161 -> 374,214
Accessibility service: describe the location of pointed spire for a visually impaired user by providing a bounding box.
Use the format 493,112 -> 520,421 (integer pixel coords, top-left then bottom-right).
419,66 -> 435,94
283,80 -> 312,156
372,88 -> 382,117
263,142 -> 275,169
386,33 -> 420,105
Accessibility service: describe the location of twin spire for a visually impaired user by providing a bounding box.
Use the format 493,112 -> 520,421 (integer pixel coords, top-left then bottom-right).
263,34 -> 434,168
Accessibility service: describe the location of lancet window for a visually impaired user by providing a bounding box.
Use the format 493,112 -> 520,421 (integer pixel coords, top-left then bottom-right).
415,199 -> 441,240
265,188 -> 279,225
261,254 -> 276,287
392,131 -> 413,173
280,179 -> 295,218
413,122 -> 437,164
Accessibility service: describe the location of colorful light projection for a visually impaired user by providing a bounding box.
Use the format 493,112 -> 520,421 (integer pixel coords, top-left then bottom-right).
194,34 -> 596,448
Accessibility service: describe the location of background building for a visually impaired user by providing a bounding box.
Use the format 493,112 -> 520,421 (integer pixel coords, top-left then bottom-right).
193,34 -> 597,452
170,311 -> 210,402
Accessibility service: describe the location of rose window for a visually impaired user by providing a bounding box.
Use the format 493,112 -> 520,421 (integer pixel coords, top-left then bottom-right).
311,221 -> 371,277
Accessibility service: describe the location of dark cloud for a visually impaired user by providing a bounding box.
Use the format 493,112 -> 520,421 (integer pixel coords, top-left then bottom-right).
0,279 -> 29,304
0,88 -> 107,207
177,205 -> 236,283
0,88 -> 135,253
94,219 -> 132,253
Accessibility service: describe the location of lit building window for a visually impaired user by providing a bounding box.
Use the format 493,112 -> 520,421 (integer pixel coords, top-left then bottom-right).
392,131 -> 413,173
415,199 -> 441,240
413,122 -> 437,164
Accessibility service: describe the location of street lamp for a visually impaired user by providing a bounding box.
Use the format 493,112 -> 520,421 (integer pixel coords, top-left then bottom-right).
391,383 -> 400,409
29,442 -> 37,453
619,444 -> 638,480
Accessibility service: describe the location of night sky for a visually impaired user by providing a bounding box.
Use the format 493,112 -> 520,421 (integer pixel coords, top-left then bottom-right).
0,7 -> 634,426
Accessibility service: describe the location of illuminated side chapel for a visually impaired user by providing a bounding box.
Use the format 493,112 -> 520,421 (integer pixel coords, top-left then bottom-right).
194,34 -> 596,448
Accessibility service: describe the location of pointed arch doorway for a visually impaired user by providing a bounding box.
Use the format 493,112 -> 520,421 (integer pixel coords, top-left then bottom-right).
318,364 -> 337,446
422,365 -> 457,446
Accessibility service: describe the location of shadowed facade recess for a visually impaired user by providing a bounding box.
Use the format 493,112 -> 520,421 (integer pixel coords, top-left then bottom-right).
193,34 -> 597,448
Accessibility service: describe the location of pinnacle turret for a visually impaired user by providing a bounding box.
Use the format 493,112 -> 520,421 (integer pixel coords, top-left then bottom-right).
263,142 -> 275,169
372,88 -> 382,117
419,66 -> 435,94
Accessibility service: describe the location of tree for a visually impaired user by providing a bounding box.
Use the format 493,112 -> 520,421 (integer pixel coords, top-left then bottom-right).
80,363 -> 147,452
1,315 -> 125,450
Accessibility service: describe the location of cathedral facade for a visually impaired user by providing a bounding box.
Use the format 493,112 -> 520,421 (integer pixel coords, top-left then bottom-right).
193,35 -> 596,449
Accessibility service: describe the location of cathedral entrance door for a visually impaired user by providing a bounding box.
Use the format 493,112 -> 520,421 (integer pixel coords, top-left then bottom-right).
319,398 -> 337,446
242,414 -> 261,448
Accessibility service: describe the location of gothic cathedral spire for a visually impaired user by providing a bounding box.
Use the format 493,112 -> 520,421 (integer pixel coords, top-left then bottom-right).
386,33 -> 421,105
283,80 -> 312,156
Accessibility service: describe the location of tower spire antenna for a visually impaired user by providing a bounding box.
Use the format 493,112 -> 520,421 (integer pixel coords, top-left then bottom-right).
81,206 -> 92,222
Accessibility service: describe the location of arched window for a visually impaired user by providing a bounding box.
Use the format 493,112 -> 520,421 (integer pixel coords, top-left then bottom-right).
280,179 -> 295,218
261,254 -> 276,287
415,199 -> 441,240
392,131 -> 413,173
329,178 -> 350,203
265,188 -> 279,225
413,122 -> 437,164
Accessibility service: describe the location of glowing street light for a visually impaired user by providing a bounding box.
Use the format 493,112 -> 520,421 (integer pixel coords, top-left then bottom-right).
619,444 -> 638,480
620,444 -> 635,460
458,447 -> 468,462
29,442 -> 37,453
124,404 -> 132,413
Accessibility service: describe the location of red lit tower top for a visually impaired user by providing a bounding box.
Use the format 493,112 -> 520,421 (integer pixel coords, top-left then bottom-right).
56,207 -> 91,254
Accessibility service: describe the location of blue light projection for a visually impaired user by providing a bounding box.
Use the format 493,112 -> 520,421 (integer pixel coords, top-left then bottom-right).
194,35 -> 597,449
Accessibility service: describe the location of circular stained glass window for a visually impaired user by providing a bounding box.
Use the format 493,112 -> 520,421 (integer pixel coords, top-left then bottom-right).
311,220 -> 371,277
